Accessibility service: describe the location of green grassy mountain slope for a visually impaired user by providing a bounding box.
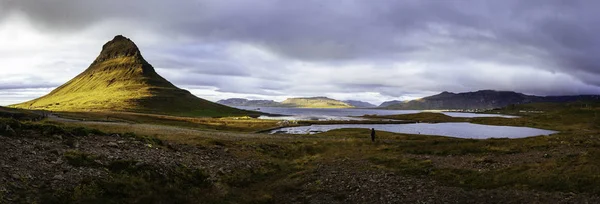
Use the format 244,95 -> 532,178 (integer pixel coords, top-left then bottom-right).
11,35 -> 256,117
378,100 -> 404,108
280,97 -> 354,108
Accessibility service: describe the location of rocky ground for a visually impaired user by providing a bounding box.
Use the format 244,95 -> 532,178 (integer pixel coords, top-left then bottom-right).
0,122 -> 260,203
277,159 -> 600,204
405,147 -> 584,172
2,118 -> 600,203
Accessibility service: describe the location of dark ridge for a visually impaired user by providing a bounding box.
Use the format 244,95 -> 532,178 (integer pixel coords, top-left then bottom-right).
379,100 -> 404,108
93,35 -> 145,64
384,90 -> 600,110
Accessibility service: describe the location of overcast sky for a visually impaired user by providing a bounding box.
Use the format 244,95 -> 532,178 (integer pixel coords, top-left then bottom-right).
1,0 -> 600,106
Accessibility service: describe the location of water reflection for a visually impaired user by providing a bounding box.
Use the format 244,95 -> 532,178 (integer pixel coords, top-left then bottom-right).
270,123 -> 557,139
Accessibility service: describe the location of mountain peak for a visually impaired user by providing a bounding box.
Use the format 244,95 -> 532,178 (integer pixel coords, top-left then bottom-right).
11,35 -> 254,117
112,34 -> 129,41
93,35 -> 144,64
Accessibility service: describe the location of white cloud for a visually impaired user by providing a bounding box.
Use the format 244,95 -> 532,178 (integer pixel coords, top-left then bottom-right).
1,0 -> 599,106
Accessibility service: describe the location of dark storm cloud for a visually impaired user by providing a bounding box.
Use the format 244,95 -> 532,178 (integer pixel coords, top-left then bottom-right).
0,1 -> 553,58
2,0 -> 600,99
154,58 -> 251,77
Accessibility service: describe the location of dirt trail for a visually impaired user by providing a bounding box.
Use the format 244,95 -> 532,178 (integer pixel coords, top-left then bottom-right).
45,113 -> 84,123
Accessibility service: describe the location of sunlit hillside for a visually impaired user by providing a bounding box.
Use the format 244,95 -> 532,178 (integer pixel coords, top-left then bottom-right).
280,97 -> 354,108
11,35 -> 255,117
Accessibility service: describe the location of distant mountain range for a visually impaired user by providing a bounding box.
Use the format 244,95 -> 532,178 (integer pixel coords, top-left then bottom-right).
281,97 -> 353,108
383,90 -> 600,110
218,97 -> 376,108
216,98 -> 280,107
219,90 -> 600,110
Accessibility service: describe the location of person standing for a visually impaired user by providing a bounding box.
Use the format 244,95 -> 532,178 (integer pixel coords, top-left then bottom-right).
370,128 -> 376,142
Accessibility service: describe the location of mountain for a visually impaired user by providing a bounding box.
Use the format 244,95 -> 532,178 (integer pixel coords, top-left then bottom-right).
11,35 -> 256,117
217,98 -> 280,107
384,90 -> 600,110
217,97 -> 360,108
281,97 -> 354,108
342,100 -> 376,108
378,100 -> 404,108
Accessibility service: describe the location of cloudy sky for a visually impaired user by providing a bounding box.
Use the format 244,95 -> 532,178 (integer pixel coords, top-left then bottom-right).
1,0 -> 600,106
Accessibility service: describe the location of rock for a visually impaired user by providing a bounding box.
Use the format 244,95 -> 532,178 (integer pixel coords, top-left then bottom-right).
49,149 -> 60,155
4,125 -> 16,136
94,160 -> 103,165
52,175 -> 64,180
110,133 -> 121,137
51,159 -> 63,164
52,135 -> 63,140
64,139 -> 80,148
117,140 -> 126,144
11,174 -> 20,179
107,142 -> 119,148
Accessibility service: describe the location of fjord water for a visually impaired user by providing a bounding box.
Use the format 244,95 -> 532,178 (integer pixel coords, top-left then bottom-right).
270,123 -> 558,139
236,106 -> 517,120
239,106 -> 553,139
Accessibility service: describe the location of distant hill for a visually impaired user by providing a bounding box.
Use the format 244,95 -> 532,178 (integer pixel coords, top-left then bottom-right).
217,98 -> 280,107
378,100 -> 404,108
384,90 -> 600,110
217,97 -> 356,108
11,35 -> 256,117
342,100 -> 376,108
281,97 -> 354,108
